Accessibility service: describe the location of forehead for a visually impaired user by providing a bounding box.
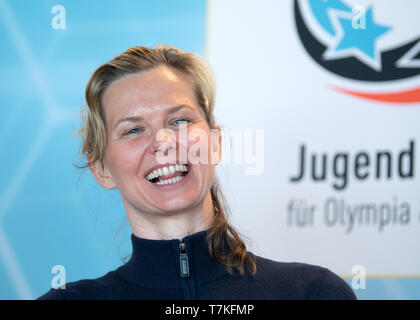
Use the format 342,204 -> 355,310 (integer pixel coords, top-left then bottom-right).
102,65 -> 199,123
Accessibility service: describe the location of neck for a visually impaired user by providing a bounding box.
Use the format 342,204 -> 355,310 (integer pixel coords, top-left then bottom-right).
124,191 -> 215,240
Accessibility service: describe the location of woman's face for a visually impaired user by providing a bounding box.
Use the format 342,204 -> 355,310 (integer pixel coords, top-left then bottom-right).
91,65 -> 221,216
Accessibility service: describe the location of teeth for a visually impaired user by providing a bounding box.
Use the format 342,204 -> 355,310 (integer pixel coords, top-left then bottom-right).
146,164 -> 188,181
156,175 -> 185,185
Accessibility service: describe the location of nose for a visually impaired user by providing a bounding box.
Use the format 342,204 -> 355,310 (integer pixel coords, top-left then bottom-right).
151,128 -> 177,155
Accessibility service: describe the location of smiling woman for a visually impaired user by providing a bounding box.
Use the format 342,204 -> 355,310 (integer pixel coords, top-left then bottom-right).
37,44 -> 357,300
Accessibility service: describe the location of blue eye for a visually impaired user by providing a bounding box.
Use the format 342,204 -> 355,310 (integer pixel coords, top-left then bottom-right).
173,119 -> 190,126
125,128 -> 142,135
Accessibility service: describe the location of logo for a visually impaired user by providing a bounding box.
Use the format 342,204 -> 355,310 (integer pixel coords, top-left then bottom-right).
294,0 -> 420,104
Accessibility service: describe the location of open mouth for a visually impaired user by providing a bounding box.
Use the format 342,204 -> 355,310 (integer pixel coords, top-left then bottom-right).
145,163 -> 190,185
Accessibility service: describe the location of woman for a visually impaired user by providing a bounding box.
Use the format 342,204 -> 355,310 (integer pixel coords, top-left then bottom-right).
38,44 -> 356,300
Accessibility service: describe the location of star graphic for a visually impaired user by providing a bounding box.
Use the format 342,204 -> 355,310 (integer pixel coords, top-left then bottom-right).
323,7 -> 391,71
308,0 -> 352,36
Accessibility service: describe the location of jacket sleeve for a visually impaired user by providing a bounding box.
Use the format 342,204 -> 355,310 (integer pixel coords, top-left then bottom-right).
305,267 -> 357,300
36,279 -> 107,300
37,287 -> 81,300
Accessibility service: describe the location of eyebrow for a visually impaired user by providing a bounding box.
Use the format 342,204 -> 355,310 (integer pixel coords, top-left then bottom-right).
112,105 -> 195,130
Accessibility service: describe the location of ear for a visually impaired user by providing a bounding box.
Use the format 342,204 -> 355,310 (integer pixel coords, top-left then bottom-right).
210,125 -> 222,165
88,157 -> 117,190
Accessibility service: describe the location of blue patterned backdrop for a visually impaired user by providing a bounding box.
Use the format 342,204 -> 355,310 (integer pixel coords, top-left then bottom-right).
0,0 -> 205,299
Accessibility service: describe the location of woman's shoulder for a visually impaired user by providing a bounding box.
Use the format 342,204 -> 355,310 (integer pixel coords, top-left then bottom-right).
36,271 -> 117,300
252,255 -> 357,300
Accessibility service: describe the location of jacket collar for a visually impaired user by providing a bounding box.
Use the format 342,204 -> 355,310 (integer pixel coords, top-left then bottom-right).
116,228 -> 231,288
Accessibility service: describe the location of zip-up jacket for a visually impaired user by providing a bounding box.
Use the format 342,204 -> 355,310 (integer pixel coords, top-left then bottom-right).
37,229 -> 357,300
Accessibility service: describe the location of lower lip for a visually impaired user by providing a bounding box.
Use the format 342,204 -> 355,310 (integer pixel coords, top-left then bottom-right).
147,167 -> 192,190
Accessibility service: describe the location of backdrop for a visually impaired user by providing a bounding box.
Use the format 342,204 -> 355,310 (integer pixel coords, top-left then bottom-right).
208,0 -> 420,299
0,0 -> 418,299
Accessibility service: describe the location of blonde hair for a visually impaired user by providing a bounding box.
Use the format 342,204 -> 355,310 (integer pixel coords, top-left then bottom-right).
79,44 -> 256,276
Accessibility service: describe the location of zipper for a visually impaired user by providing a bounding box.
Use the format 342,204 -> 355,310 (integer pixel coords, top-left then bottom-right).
179,241 -> 190,277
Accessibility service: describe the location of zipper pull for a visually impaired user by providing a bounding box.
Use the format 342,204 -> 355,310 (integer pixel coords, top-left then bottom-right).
179,241 -> 190,277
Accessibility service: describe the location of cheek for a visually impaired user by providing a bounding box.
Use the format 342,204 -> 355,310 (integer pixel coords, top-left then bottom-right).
187,131 -> 218,172
185,127 -> 215,167
106,140 -> 146,177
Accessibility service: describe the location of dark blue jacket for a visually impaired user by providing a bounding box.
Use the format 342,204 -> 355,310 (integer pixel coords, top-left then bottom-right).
37,229 -> 356,300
